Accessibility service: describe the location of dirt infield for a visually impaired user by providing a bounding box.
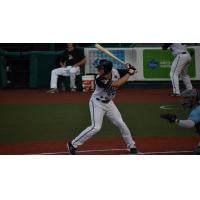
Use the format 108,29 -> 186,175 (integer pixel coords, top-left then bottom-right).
0,88 -> 199,155
0,88 -> 178,104
0,136 -> 198,155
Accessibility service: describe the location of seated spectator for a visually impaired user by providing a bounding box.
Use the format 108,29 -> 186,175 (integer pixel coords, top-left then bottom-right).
47,43 -> 86,93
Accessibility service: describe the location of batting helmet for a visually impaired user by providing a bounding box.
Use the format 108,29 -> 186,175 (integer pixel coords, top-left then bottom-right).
96,59 -> 113,75
180,89 -> 199,108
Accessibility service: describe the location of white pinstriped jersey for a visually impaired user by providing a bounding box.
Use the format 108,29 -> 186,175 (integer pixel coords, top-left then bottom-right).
169,43 -> 188,56
91,69 -> 120,101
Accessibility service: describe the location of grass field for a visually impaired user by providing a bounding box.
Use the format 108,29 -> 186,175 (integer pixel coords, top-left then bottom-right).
0,88 -> 198,154
0,103 -> 196,144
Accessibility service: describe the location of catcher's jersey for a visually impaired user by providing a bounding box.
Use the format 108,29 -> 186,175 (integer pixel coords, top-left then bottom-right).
188,105 -> 200,123
170,43 -> 189,56
91,69 -> 120,102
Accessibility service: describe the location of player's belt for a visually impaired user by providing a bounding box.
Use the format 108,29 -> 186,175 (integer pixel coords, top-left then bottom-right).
96,98 -> 110,104
176,52 -> 187,55
175,52 -> 187,57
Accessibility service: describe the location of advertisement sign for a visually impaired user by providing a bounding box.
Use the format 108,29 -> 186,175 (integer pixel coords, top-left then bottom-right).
143,49 -> 196,79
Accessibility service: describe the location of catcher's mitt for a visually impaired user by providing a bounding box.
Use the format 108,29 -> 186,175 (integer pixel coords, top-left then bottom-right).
125,63 -> 136,75
160,113 -> 177,123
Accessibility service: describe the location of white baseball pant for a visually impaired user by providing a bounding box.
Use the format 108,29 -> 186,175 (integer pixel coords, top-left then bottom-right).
170,53 -> 192,94
72,98 -> 136,149
50,66 -> 80,89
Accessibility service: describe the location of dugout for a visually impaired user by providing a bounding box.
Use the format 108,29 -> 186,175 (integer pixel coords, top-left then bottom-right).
0,50 -> 84,89
0,50 -> 57,88
6,52 -> 30,88
28,51 -> 58,88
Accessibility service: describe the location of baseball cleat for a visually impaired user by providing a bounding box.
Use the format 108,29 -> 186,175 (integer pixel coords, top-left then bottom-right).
46,88 -> 59,93
67,142 -> 77,155
70,88 -> 77,92
169,93 -> 180,97
130,148 -> 138,154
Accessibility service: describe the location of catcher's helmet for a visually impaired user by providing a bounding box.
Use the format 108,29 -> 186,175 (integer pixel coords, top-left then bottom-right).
96,59 -> 113,75
180,89 -> 199,108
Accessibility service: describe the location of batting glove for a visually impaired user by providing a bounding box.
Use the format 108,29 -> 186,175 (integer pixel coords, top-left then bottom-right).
126,63 -> 136,76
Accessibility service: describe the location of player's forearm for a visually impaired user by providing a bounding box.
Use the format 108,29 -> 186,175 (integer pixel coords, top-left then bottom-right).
177,119 -> 195,128
73,58 -> 86,67
60,61 -> 66,67
111,74 -> 130,88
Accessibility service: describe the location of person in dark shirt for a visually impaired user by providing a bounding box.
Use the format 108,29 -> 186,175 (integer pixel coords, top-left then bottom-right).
47,43 -> 86,93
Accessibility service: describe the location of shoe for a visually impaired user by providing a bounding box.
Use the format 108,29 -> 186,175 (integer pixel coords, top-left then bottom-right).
70,88 -> 77,92
169,93 -> 180,97
193,145 -> 200,155
61,87 -> 66,91
130,148 -> 138,154
46,88 -> 59,93
67,142 -> 77,155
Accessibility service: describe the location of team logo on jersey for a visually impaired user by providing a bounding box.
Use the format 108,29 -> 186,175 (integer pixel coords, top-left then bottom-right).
106,88 -> 117,96
102,79 -> 109,84
104,85 -> 117,96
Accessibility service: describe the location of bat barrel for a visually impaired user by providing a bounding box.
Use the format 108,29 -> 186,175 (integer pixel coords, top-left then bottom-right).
95,44 -> 126,67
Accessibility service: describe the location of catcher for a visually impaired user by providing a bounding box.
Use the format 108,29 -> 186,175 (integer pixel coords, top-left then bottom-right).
160,89 -> 200,154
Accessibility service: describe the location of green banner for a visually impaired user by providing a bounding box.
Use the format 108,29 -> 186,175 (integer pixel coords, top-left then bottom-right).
143,49 -> 195,79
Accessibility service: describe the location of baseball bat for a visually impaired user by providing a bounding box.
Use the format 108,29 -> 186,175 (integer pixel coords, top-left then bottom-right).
95,44 -> 127,67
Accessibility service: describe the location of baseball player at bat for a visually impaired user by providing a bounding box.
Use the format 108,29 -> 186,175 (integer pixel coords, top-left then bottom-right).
160,89 -> 200,154
67,59 -> 138,154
